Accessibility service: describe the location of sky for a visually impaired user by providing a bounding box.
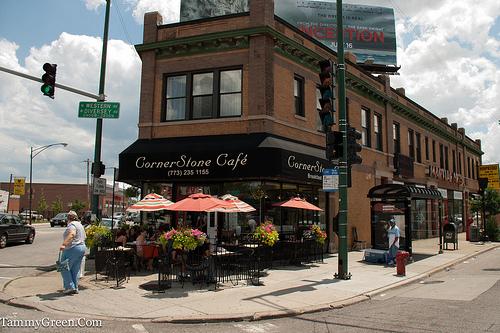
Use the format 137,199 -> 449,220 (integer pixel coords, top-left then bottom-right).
0,0 -> 499,189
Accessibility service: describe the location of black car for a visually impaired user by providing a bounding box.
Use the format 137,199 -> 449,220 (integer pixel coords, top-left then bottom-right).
50,213 -> 69,227
0,213 -> 36,249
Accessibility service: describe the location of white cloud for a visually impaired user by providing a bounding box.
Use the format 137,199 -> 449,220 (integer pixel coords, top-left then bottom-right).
0,33 -> 141,184
126,0 -> 181,24
84,0 -> 106,11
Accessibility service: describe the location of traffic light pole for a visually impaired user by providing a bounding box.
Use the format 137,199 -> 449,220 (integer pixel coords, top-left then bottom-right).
334,0 -> 351,280
91,0 -> 111,218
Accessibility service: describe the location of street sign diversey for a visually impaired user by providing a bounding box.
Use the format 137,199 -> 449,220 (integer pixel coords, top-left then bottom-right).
78,101 -> 120,119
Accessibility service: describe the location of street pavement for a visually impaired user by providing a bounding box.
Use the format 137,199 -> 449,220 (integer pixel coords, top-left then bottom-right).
0,232 -> 497,323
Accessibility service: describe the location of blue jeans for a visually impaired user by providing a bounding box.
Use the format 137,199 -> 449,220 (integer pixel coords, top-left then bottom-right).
60,244 -> 86,291
387,245 -> 398,264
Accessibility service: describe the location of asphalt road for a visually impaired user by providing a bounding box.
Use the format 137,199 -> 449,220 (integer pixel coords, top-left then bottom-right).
0,240 -> 498,332
0,223 -> 65,289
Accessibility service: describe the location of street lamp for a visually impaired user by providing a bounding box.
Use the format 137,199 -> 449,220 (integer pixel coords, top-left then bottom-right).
29,142 -> 68,224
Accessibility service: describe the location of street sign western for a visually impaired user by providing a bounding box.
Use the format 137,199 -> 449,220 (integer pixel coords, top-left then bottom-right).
78,101 -> 120,119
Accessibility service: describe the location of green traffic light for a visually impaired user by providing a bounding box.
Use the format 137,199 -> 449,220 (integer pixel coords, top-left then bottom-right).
41,84 -> 54,96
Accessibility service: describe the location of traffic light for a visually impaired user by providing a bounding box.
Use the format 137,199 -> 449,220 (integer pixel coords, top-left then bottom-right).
91,161 -> 106,178
318,59 -> 336,130
346,125 -> 363,165
326,131 -> 343,160
41,63 -> 57,99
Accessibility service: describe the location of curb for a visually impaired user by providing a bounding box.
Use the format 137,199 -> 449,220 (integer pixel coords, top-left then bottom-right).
1,243 -> 498,323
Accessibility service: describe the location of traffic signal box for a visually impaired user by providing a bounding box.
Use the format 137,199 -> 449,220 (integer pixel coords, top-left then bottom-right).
347,125 -> 363,166
41,63 -> 57,99
326,131 -> 343,161
91,161 -> 106,178
318,59 -> 335,131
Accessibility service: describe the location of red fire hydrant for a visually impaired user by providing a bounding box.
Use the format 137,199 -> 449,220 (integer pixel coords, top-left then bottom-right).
396,251 -> 410,276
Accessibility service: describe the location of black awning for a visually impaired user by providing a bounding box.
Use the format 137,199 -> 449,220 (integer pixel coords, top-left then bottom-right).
367,184 -> 442,200
118,133 -> 327,184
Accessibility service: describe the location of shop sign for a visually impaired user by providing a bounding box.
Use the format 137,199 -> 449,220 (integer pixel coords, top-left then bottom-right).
479,164 -> 500,190
13,177 -> 25,195
121,148 -> 326,184
428,165 -> 464,186
453,191 -> 463,200
437,188 -> 448,199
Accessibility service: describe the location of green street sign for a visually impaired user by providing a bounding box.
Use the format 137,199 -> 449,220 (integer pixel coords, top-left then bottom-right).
78,101 -> 120,119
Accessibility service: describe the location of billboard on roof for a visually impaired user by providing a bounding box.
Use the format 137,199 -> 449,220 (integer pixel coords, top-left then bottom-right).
179,0 -> 397,66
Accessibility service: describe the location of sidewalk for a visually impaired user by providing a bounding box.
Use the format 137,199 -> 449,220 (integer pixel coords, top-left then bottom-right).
1,233 -> 498,323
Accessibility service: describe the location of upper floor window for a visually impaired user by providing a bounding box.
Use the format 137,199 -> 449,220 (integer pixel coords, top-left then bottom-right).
361,108 -> 371,147
471,158 -> 475,179
374,113 -> 382,151
452,150 -> 456,173
415,132 -> 421,163
315,87 -> 323,131
444,146 -> 449,171
164,68 -> 242,121
467,157 -> 471,178
294,75 -> 304,117
458,152 -> 462,174
393,122 -> 400,155
408,129 -> 415,159
432,140 -> 436,162
439,143 -> 444,168
424,137 -> 429,160
220,69 -> 243,117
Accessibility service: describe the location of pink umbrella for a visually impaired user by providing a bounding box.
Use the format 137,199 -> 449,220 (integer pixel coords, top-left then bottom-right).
208,194 -> 256,213
272,197 -> 323,211
166,192 -> 231,212
126,193 -> 174,212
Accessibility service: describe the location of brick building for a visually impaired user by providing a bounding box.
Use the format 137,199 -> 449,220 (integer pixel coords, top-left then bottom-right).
0,182 -> 126,218
118,0 -> 482,252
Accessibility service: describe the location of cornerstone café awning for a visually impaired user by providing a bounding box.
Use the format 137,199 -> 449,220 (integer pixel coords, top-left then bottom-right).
118,133 -> 327,184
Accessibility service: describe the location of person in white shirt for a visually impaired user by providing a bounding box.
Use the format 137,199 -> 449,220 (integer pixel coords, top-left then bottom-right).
386,218 -> 400,266
59,210 -> 86,294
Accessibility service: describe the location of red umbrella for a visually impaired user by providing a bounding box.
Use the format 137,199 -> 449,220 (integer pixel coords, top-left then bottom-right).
126,193 -> 174,212
272,197 -> 323,211
166,192 -> 231,212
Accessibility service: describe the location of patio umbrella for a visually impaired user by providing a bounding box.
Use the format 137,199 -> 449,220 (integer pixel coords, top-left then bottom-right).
126,193 -> 174,212
272,197 -> 323,211
166,192 -> 231,212
208,194 -> 256,213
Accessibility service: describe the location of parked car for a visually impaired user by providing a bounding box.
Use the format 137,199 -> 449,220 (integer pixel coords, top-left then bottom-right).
112,212 -> 125,221
0,213 -> 36,248
100,218 -> 122,229
50,213 -> 69,227
19,210 -> 44,220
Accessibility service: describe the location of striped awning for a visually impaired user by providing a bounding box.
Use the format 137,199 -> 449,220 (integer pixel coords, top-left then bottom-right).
126,193 -> 174,212
208,194 -> 256,213
368,184 -> 442,200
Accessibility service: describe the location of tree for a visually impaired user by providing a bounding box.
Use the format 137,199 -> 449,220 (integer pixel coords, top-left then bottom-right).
70,199 -> 87,214
51,196 -> 64,215
124,186 -> 140,198
470,189 -> 500,218
37,194 -> 48,216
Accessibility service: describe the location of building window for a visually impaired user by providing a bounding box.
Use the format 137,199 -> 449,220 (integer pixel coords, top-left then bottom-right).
374,113 -> 382,151
439,143 -> 444,168
393,122 -> 400,155
408,129 -> 415,159
432,140 -> 436,163
164,68 -> 242,121
444,146 -> 449,171
471,159 -> 475,179
452,150 -> 456,173
425,137 -> 429,160
220,69 -> 242,117
458,152 -> 462,174
476,161 -> 479,179
415,132 -> 421,163
315,87 -> 323,131
165,75 -> 187,121
361,108 -> 371,147
192,72 -> 214,119
467,157 -> 471,178
294,75 -> 304,117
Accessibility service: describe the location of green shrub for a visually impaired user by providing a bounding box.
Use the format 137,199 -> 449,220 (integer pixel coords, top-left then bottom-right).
485,217 -> 499,242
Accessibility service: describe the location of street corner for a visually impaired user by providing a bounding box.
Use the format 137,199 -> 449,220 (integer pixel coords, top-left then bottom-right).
2,271 -> 63,299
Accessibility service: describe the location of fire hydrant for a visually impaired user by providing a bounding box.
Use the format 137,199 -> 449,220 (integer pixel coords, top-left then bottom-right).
395,251 -> 410,276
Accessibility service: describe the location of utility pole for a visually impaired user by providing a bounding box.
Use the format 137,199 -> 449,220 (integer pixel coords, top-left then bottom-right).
91,0 -> 111,218
334,0 -> 351,280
